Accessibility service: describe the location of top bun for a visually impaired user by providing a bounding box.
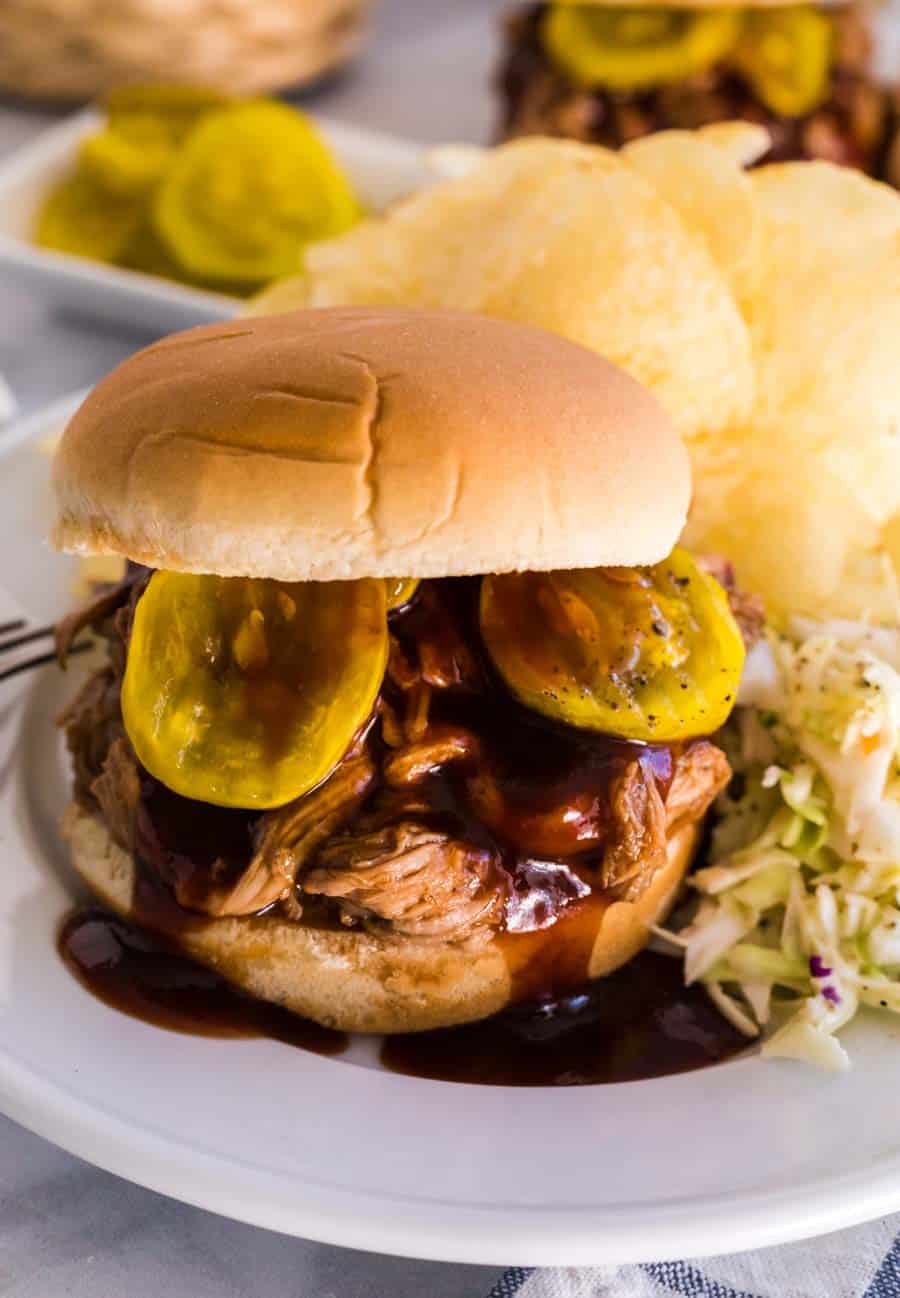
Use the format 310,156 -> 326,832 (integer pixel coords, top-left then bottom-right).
52,307 -> 690,581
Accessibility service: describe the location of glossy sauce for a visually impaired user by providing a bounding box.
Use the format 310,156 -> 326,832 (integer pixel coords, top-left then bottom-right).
59,910 -> 744,1083
381,951 -> 747,1085
58,909 -> 348,1054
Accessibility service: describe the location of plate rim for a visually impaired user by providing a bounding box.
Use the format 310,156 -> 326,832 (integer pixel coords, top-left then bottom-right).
4,1039 -> 900,1266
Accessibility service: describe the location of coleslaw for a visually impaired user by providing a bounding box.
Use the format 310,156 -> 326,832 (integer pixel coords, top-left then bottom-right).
659,617 -> 900,1069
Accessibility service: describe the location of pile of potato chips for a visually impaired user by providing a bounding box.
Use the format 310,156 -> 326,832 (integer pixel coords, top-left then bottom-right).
251,125 -> 900,625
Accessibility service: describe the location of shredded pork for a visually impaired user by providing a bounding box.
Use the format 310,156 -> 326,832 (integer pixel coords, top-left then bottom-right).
91,737 -> 141,853
58,571 -> 738,945
304,822 -> 502,942
198,754 -> 378,918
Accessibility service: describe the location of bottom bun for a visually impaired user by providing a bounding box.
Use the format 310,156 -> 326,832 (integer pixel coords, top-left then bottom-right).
63,802 -> 698,1034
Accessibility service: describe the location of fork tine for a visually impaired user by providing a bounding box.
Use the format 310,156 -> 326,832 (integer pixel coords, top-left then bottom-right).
0,619 -> 26,637
0,639 -> 91,683
0,623 -> 56,654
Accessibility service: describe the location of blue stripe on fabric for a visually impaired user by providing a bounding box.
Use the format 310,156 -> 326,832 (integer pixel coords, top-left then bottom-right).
863,1234 -> 900,1298
486,1267 -> 536,1298
643,1260 -> 764,1298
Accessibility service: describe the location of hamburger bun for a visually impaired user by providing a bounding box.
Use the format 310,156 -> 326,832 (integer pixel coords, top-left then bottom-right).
52,306 -> 690,582
64,802 -> 698,1033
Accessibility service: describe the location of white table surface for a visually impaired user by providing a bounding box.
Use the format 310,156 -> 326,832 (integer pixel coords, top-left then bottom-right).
0,2 -> 507,1293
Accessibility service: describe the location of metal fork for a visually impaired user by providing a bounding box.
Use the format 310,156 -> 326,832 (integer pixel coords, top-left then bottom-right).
0,618 -> 91,683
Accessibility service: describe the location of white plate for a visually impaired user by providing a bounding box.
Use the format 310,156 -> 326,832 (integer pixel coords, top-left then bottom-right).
3,397 -> 900,1268
0,109 -> 430,334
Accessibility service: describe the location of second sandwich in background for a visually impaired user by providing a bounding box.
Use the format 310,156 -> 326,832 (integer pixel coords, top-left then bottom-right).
499,0 -> 900,184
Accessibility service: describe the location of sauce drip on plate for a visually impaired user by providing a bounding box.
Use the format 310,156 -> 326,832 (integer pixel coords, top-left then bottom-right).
58,911 -> 745,1083
58,909 -> 348,1055
381,951 -> 747,1086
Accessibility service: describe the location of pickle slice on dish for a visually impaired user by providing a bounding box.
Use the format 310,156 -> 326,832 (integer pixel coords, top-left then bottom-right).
78,128 -> 171,200
36,173 -> 143,262
480,549 -> 744,742
83,87 -> 231,199
152,100 -> 361,287
732,7 -> 831,118
122,573 -> 388,810
542,4 -> 742,91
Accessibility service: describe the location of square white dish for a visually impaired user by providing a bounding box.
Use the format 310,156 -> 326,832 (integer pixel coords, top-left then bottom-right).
0,108 -> 430,334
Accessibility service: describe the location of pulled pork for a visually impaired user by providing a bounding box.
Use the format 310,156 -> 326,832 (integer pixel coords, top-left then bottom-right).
305,822 -> 502,942
602,758 -> 668,897
699,555 -> 766,650
199,753 -> 378,918
91,737 -> 141,853
61,665 -> 124,805
59,571 -> 737,947
602,742 -> 731,901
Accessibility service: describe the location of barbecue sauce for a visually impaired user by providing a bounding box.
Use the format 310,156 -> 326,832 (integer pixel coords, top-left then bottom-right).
58,909 -> 745,1081
58,910 -> 348,1055
381,951 -> 747,1085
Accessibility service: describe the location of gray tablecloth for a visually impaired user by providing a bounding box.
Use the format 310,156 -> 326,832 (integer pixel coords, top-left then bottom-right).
0,3 -> 505,1293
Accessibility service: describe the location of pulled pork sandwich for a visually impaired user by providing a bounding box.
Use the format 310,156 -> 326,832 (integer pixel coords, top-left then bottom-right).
499,2 -> 900,186
52,306 -> 751,1034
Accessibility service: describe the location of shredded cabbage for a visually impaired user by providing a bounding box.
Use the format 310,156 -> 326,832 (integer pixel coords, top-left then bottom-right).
660,619 -> 900,1069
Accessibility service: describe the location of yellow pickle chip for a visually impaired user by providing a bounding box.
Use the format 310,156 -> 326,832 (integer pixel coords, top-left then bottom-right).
122,572 -> 388,810
732,7 -> 832,118
542,5 -> 743,91
152,100 -> 362,286
480,548 -> 745,742
385,578 -> 420,611
36,172 -> 143,261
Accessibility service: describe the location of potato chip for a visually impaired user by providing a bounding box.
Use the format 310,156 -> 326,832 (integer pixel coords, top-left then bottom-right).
426,144 -> 487,181
623,128 -> 761,295
684,162 -> 900,623
251,138 -> 753,444
695,121 -> 771,169
751,161 -> 900,263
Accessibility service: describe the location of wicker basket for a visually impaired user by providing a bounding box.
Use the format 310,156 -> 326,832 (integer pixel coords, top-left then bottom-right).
0,0 -> 372,101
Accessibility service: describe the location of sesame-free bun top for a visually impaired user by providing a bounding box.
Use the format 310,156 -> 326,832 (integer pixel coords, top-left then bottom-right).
52,307 -> 690,582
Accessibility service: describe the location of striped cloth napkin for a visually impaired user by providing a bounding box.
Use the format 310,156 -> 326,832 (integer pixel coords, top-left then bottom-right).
486,1217 -> 900,1298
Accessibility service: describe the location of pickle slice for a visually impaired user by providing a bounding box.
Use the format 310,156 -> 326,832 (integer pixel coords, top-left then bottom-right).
385,578 -> 420,611
480,549 -> 745,742
121,218 -> 189,279
121,219 -> 256,296
105,84 -> 231,125
81,87 -> 230,200
542,4 -> 742,91
152,101 -> 361,286
122,573 -> 388,810
732,7 -> 832,118
78,128 -> 171,200
36,172 -> 142,262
